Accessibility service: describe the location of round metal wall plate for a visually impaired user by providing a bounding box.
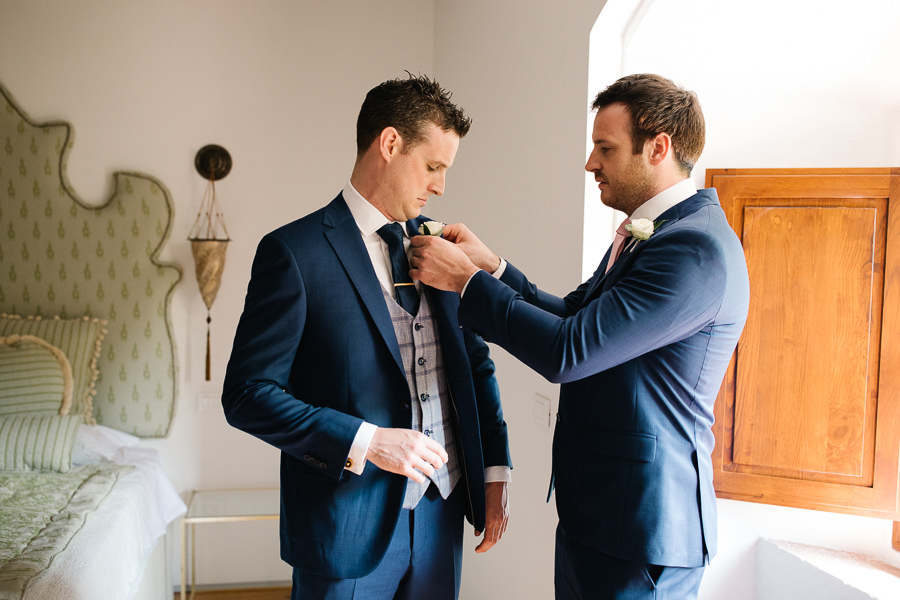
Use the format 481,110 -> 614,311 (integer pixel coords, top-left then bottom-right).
194,144 -> 232,180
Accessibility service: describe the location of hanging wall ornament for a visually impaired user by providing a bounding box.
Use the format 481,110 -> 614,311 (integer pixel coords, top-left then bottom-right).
189,144 -> 232,381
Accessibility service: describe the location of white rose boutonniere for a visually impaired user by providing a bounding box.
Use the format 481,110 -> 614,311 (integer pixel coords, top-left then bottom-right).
624,218 -> 664,252
418,221 -> 445,236
625,218 -> 655,240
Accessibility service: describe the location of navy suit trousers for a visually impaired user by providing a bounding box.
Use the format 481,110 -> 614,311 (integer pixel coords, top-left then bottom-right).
554,524 -> 705,600
291,484 -> 464,600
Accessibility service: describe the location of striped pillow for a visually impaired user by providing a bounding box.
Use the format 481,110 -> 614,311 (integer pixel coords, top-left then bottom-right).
0,315 -> 106,424
0,335 -> 74,416
0,414 -> 82,472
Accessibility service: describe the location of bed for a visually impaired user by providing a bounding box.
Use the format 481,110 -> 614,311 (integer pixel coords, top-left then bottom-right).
0,80 -> 185,599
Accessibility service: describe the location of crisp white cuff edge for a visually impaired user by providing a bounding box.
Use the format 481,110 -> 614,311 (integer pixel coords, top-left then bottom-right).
485,465 -> 511,483
461,258 -> 507,297
346,422 -> 378,475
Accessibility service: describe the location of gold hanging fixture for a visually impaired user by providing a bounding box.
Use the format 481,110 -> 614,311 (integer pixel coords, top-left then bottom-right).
189,144 -> 232,381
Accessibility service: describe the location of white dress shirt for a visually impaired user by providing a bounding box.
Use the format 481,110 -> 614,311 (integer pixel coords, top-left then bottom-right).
341,182 -> 510,483
630,177 -> 697,222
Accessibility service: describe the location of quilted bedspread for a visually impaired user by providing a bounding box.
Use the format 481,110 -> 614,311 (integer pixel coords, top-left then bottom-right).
0,464 -> 132,599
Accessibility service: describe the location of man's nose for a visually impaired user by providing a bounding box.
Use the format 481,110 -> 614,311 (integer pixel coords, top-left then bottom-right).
429,174 -> 445,196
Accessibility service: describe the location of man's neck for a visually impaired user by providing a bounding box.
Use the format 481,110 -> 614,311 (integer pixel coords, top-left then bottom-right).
631,178 -> 697,221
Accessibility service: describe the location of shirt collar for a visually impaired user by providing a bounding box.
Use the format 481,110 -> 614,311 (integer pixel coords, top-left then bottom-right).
630,178 -> 697,222
342,181 -> 408,239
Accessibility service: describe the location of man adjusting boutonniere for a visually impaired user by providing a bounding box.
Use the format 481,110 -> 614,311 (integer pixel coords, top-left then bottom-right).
409,74 -> 750,600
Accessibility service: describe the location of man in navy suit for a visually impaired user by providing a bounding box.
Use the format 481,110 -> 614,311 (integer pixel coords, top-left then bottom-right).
410,74 -> 750,599
222,74 -> 511,600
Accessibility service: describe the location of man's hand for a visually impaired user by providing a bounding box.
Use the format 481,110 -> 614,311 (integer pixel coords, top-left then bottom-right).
409,235 -> 479,293
366,428 -> 449,483
440,223 -> 501,274
475,481 -> 509,553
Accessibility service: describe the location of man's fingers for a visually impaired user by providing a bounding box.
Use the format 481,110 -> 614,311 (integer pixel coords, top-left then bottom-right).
366,428 -> 448,482
405,465 -> 428,484
474,529 -> 498,553
441,222 -> 468,244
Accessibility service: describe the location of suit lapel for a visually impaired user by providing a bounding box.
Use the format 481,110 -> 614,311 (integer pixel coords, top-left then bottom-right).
582,190 -> 720,305
323,195 -> 405,374
406,216 -> 467,368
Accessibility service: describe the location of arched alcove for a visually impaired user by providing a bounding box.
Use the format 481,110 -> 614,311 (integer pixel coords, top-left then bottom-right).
583,0 -> 900,280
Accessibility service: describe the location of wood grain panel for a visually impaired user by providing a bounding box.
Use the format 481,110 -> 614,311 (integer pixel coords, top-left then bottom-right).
735,206 -> 876,480
708,168 -> 899,519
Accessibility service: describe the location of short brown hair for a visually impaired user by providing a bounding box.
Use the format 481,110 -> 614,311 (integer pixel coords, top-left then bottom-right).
356,73 -> 471,156
592,74 -> 705,174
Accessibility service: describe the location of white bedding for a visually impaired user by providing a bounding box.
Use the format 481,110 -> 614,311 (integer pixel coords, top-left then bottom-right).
21,425 -> 185,600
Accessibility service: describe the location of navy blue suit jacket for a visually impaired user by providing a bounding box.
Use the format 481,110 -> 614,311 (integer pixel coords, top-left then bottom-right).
459,188 -> 749,567
222,193 -> 510,579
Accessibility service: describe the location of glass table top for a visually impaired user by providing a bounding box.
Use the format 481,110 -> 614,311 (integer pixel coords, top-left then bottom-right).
185,488 -> 280,522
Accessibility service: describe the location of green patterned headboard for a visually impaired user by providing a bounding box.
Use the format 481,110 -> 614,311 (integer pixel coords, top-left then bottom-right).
0,81 -> 182,438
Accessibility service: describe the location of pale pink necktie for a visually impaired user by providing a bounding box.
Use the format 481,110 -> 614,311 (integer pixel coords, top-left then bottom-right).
605,218 -> 631,274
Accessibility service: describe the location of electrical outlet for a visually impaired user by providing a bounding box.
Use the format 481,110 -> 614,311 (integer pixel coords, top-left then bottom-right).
533,393 -> 551,429
197,392 -> 220,412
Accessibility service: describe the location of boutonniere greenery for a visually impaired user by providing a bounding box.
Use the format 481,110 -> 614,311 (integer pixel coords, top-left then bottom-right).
418,221 -> 445,236
624,218 -> 665,251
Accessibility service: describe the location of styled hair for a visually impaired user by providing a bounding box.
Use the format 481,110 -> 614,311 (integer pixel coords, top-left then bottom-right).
356,72 -> 471,156
591,74 -> 705,174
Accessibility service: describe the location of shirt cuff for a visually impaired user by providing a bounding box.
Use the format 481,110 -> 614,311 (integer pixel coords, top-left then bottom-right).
485,465 -> 511,483
345,422 -> 377,475
492,257 -> 508,279
461,258 -> 507,297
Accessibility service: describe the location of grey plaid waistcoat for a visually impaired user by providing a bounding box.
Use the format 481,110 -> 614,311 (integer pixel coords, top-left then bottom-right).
382,286 -> 461,509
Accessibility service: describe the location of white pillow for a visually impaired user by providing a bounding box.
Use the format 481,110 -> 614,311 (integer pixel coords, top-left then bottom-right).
72,423 -> 140,466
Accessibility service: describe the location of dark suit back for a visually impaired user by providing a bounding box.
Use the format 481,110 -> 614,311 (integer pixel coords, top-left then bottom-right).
459,189 -> 749,567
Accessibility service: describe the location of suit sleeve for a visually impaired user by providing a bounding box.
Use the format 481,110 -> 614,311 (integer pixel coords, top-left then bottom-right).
499,261 -> 594,318
461,227 -> 731,384
462,328 -> 511,470
222,234 -> 362,480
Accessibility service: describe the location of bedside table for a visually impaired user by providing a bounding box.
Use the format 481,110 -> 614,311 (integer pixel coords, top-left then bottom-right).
180,488 -> 280,600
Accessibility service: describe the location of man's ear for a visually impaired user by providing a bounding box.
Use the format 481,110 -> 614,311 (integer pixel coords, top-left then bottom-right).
646,132 -> 672,166
379,127 -> 403,162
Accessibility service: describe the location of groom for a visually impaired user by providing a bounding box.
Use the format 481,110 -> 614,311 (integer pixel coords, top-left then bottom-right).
223,73 -> 511,600
410,74 -> 750,599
